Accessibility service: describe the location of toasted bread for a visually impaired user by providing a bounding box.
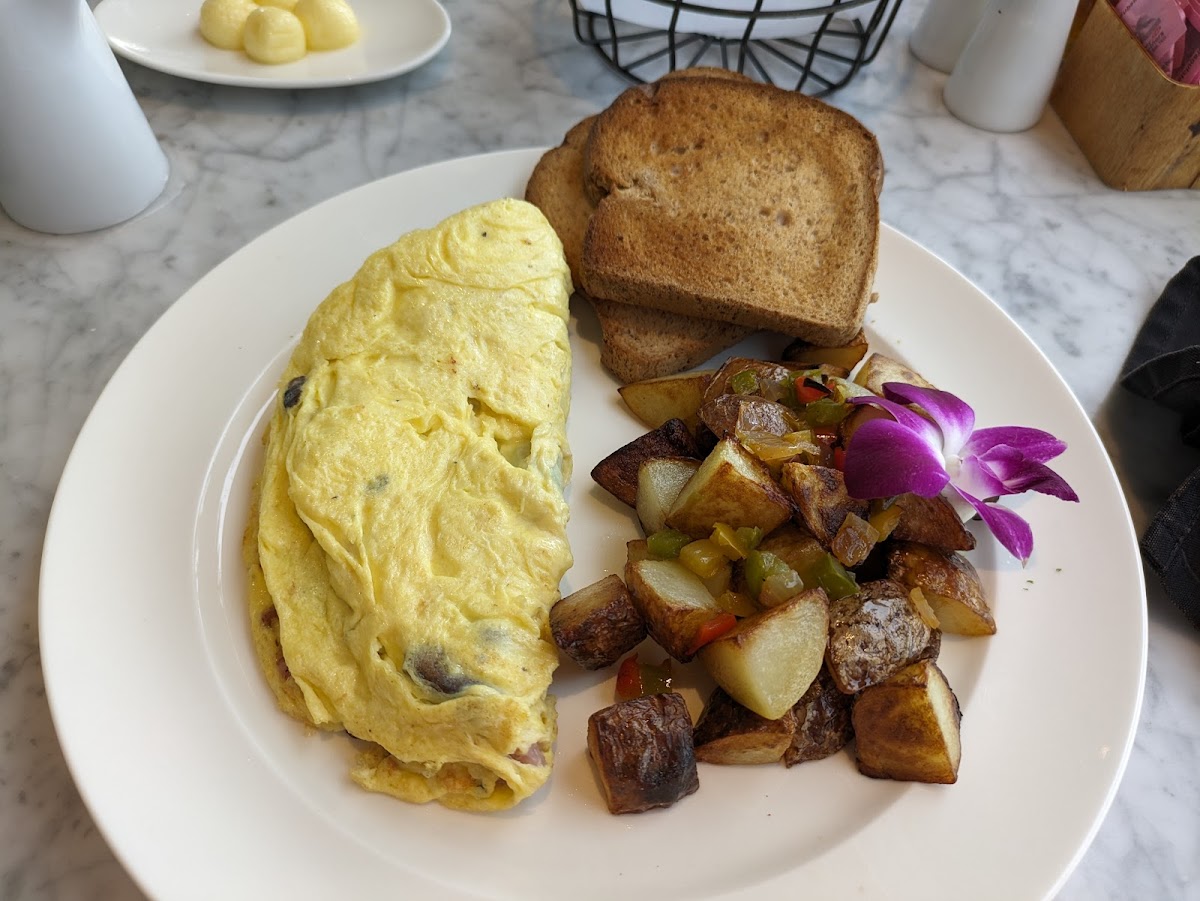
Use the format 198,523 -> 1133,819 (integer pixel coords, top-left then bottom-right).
581,77 -> 882,345
525,70 -> 757,383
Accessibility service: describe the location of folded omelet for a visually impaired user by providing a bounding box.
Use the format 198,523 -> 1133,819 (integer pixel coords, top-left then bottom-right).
244,199 -> 573,810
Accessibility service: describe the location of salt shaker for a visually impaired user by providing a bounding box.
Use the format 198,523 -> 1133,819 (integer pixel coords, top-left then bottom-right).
909,0 -> 993,73
0,0 -> 169,234
942,0 -> 1079,132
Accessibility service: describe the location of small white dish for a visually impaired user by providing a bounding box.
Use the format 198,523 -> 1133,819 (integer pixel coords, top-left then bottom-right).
40,148 -> 1146,900
93,0 -> 450,89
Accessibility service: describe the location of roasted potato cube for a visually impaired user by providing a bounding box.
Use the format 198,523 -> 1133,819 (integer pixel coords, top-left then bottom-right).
840,403 -> 889,446
785,667 -> 854,766
782,330 -> 869,373
853,659 -> 962,784
889,493 -> 976,552
780,463 -> 869,547
755,523 -> 827,578
826,579 -> 934,694
550,575 -> 647,670
625,559 -> 726,662
852,353 -> 936,396
636,456 -> 702,535
698,394 -> 796,440
830,512 -> 879,568
693,688 -> 796,765
699,587 -> 829,720
703,358 -> 797,404
626,538 -> 650,563
588,692 -> 700,814
618,370 -> 715,433
591,418 -> 699,507
887,542 -> 996,635
666,437 -> 793,538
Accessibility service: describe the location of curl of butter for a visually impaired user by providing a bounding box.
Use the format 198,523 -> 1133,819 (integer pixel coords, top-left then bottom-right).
243,7 -> 307,64
199,0 -> 257,49
256,0 -> 299,9
294,0 -> 360,51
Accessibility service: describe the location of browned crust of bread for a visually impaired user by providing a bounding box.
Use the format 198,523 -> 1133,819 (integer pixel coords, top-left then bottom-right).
580,77 -> 883,345
525,116 -> 596,285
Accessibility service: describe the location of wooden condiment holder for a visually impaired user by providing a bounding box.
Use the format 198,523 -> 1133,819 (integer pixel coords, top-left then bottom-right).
1051,0 -> 1200,190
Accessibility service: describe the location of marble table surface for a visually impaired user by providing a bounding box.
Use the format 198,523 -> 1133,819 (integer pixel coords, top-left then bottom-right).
3,0 -> 1198,897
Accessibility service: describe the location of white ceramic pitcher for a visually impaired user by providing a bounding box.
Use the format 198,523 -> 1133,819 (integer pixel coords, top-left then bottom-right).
0,0 -> 169,234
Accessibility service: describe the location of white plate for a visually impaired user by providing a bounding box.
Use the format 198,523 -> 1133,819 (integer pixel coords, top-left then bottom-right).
94,0 -> 450,89
41,149 -> 1146,900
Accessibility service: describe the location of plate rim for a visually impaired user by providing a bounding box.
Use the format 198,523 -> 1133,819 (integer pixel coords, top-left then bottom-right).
39,147 -> 1148,901
93,0 -> 452,89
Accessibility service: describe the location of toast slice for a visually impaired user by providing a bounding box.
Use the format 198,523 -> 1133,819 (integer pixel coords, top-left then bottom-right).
525,71 -> 757,383
581,77 -> 883,345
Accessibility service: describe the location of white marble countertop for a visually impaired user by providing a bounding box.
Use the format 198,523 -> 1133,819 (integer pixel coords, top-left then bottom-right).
3,0 -> 1198,897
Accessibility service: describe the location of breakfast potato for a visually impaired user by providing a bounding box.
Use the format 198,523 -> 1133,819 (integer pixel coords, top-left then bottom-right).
782,330 -> 869,373
693,688 -> 796,765
780,463 -> 869,547
889,493 -> 977,552
636,456 -> 702,535
853,659 -> 962,784
665,437 -> 793,538
785,667 -> 854,766
699,588 -> 829,720
698,394 -> 795,440
840,403 -> 889,447
588,692 -> 700,814
830,511 -> 879,568
550,574 -> 647,670
702,357 -> 796,405
625,559 -> 727,662
826,579 -> 936,694
618,370 -> 715,433
887,542 -> 996,636
592,418 -> 700,507
852,352 -> 936,395
626,538 -> 650,563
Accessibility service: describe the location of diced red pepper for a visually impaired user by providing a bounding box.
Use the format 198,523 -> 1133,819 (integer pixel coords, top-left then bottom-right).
813,424 -> 840,440
795,383 -> 827,404
833,447 -> 847,471
686,613 -> 738,656
615,654 -> 643,701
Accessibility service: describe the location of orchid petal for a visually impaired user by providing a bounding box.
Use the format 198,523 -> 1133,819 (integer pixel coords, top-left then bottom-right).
962,426 -> 1066,463
954,488 -> 1034,564
844,419 -> 951,499
974,446 -> 1079,501
847,394 -> 943,453
881,383 -> 975,455
955,454 -> 1009,500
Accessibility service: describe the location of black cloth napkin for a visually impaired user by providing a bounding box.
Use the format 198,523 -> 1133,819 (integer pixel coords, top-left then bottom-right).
1120,256 -> 1200,628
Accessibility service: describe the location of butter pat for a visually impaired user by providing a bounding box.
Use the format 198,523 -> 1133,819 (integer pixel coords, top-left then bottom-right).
199,0 -> 256,49
243,7 -> 307,64
294,0 -> 360,50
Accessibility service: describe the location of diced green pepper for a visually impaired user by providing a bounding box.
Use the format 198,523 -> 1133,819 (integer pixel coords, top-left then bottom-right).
744,549 -> 801,602
734,526 -> 763,551
803,552 -> 858,600
730,369 -> 760,395
647,528 -> 692,559
803,398 -> 851,425
640,659 -> 674,695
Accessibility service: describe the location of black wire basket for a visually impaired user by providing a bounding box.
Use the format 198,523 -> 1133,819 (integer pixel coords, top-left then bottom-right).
569,0 -> 906,96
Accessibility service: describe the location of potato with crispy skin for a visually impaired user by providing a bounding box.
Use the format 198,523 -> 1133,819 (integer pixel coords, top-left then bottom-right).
698,394 -> 796,440
780,463 -> 869,547
852,353 -> 936,396
699,587 -> 829,719
826,579 -> 935,694
625,559 -> 727,662
550,575 -> 646,670
591,418 -> 700,507
666,437 -> 794,538
693,688 -> 796,765
889,493 -> 976,552
782,330 -> 869,372
619,370 -> 715,434
588,692 -> 700,814
887,541 -> 996,635
785,668 -> 854,766
853,659 -> 962,784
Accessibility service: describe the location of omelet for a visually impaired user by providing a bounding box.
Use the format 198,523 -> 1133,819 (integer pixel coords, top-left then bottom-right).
245,199 -> 573,811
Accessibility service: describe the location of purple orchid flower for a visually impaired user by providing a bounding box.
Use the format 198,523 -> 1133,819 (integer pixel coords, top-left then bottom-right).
842,382 -> 1078,564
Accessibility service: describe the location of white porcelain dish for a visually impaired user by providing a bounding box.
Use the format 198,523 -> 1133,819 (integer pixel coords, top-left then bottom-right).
93,0 -> 450,89
40,148 -> 1146,900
